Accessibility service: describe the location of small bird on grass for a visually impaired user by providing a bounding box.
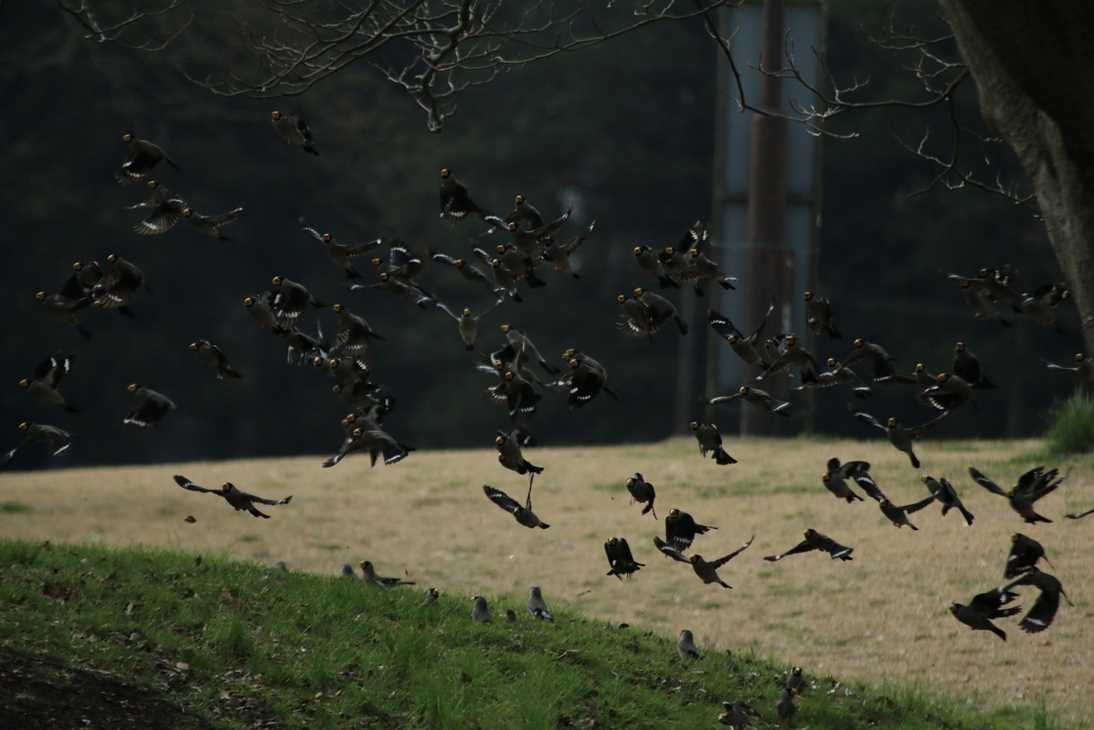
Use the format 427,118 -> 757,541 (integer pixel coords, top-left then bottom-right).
472,595 -> 492,622
676,629 -> 700,660
527,585 -> 553,621
360,560 -> 415,589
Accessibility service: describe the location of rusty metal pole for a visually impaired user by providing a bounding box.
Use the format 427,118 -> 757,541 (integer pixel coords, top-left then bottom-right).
740,0 -> 789,437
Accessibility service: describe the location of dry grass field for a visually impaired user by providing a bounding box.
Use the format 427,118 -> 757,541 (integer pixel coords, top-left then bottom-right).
1,437 -> 1091,727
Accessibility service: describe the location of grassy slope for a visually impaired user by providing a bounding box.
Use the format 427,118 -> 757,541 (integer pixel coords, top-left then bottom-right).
0,540 -> 1059,729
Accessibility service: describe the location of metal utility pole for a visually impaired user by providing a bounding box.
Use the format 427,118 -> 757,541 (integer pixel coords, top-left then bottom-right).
740,0 -> 790,436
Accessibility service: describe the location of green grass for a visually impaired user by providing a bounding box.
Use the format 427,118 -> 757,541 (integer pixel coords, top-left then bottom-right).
1046,393 -> 1094,455
0,500 -> 31,513
0,540 -> 1063,729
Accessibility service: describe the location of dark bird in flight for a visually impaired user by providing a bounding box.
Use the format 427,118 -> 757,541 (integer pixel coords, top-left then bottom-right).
950,586 -> 1021,641
271,110 -> 319,155
604,537 -> 645,579
171,475 -> 291,519
483,483 -> 550,529
968,465 -> 1065,524
764,529 -> 854,562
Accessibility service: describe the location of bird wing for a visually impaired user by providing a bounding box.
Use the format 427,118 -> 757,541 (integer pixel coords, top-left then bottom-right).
1066,506 -> 1094,519
898,495 -> 937,514
707,308 -> 744,340
763,538 -> 815,562
652,536 -> 691,563
483,485 -> 521,515
854,411 -> 888,432
301,225 -> 325,243
1018,585 -> 1061,633
750,300 -> 776,340
172,475 -> 216,494
431,252 -> 459,266
1042,359 -> 1079,372
708,392 -> 743,405
434,301 -> 460,321
910,410 -> 950,436
616,537 -> 639,564
810,531 -> 853,558
709,535 -> 755,568
969,587 -> 1018,616
838,460 -> 871,478
968,467 -> 1008,497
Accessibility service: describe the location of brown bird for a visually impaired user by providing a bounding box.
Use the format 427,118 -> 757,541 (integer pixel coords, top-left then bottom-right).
1001,567 -> 1072,633
689,420 -> 736,465
855,411 -> 949,469
1004,533 -> 1054,579
665,508 -> 717,552
688,536 -> 754,589
764,529 -> 853,562
624,472 -> 657,518
950,587 -> 1021,641
171,475 -> 291,519
877,495 -> 936,530
922,475 -> 975,526
709,384 -> 790,417
604,537 -> 645,579
483,483 -> 549,529
968,466 -> 1065,523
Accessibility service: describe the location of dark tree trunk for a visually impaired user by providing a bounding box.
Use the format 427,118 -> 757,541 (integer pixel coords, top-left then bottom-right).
942,1 -> 1094,354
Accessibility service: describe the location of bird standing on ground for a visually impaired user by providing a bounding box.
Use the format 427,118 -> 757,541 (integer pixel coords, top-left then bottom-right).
360,560 -> 415,589
676,629 -> 700,660
471,595 -> 492,622
527,586 -> 553,620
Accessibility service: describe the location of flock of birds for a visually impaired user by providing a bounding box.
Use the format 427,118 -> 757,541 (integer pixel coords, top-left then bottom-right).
6,115 -> 1094,727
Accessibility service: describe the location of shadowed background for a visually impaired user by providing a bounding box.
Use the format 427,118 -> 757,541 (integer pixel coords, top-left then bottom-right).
0,0 -> 1070,468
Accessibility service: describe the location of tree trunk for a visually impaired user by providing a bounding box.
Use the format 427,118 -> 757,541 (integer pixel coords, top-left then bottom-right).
942,1 -> 1094,354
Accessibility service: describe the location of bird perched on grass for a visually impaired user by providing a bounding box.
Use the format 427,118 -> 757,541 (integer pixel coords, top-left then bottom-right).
786,666 -> 806,695
188,340 -> 243,380
709,385 -> 790,417
421,587 -> 440,606
921,475 -> 975,525
18,354 -> 78,411
765,529 -> 854,562
968,465 -> 1065,523
360,560 -> 415,589
854,411 -> 948,469
776,686 -> 796,726
877,495 -> 936,530
483,484 -> 550,529
1001,567 -> 1072,633
624,473 -> 657,518
171,475 -> 291,519
950,586 -> 1021,641
688,536 -> 754,589
604,537 -> 645,579
471,595 -> 492,622
527,586 -> 553,621
495,429 -> 543,488
718,701 -> 759,727
3,421 -> 72,464
1005,533 -> 1054,578
117,132 -> 178,183
676,629 -> 700,660
270,110 -> 319,155
124,383 -> 176,428
689,420 -> 736,465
